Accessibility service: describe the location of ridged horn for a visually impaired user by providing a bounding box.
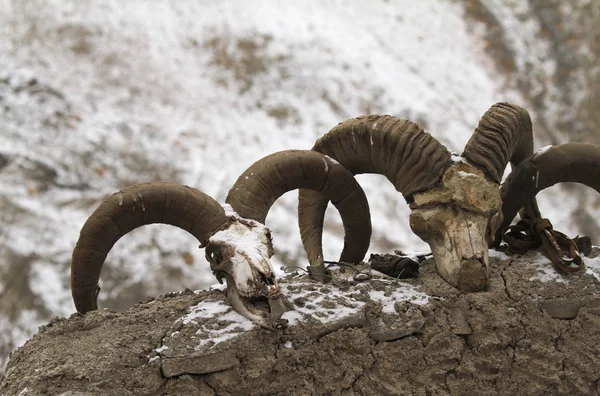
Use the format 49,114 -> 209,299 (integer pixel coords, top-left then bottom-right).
496,143 -> 600,243
463,102 -> 534,183
71,182 -> 228,313
296,115 -> 450,272
226,150 -> 371,269
310,115 -> 452,197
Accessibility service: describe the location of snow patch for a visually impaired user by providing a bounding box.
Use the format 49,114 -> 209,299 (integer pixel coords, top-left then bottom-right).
180,299 -> 232,325
179,300 -> 256,349
208,283 -> 228,292
451,154 -> 467,163
368,286 -> 429,314
527,251 -> 569,284
323,155 -> 339,165
280,281 -> 364,325
488,249 -> 510,259
584,254 -> 600,282
280,277 -> 429,325
178,272 -> 431,349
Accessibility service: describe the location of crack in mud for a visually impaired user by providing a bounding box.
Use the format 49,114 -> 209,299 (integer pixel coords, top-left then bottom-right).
501,257 -> 517,300
203,378 -> 219,396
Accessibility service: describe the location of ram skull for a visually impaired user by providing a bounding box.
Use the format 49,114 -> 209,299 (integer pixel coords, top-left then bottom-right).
71,150 -> 371,328
299,102 -> 533,292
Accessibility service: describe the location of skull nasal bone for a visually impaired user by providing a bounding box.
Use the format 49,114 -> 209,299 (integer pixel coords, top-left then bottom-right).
457,257 -> 488,293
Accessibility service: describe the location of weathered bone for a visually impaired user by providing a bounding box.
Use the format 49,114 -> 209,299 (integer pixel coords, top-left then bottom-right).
410,160 -> 502,291
299,115 -> 450,276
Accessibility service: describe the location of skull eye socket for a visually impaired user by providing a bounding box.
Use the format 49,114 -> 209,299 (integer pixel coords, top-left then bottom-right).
264,229 -> 275,258
205,244 -> 230,284
205,244 -> 224,266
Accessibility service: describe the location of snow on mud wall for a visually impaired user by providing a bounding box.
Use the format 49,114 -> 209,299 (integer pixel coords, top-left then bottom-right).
2,251 -> 600,395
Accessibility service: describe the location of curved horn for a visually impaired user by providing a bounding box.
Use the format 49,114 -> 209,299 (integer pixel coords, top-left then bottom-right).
463,102 -> 534,183
297,115 -> 450,274
226,150 -> 371,272
496,143 -> 600,243
71,182 -> 228,313
310,115 -> 452,197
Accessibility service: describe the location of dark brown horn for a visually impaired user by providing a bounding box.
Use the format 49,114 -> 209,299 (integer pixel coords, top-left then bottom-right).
309,115 -> 452,197
71,182 -> 228,313
463,102 -> 534,183
495,143 -> 600,244
225,150 -> 371,272
296,115 -> 450,275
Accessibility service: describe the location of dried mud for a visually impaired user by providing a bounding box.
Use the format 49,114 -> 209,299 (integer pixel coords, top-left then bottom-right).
2,249 -> 600,396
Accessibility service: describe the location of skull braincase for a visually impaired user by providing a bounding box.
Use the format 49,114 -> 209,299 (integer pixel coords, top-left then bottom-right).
205,219 -> 276,297
409,160 -> 502,291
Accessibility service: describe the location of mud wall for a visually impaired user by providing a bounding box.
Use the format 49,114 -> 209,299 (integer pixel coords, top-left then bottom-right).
2,250 -> 600,396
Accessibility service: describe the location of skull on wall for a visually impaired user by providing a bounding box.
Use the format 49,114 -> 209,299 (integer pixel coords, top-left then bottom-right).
409,160 -> 503,291
299,102 -> 532,292
205,218 -> 286,326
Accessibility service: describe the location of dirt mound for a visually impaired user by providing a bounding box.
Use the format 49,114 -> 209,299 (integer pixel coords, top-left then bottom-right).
2,250 -> 600,395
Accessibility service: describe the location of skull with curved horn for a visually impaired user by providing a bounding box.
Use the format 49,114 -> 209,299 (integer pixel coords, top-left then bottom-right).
299,102 -> 534,292
495,142 -> 600,247
71,150 -> 370,328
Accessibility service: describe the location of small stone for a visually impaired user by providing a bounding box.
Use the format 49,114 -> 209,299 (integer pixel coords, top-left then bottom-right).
541,298 -> 581,320
161,352 -> 239,377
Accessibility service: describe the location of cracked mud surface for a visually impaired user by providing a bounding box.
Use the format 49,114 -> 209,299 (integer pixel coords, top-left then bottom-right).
2,250 -> 600,396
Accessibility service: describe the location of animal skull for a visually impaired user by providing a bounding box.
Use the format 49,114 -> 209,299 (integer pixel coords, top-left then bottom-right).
205,211 -> 287,328
71,150 -> 370,328
409,159 -> 503,291
299,102 -> 532,292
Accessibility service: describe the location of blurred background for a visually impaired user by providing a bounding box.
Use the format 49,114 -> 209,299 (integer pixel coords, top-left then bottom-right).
1,0 -> 599,373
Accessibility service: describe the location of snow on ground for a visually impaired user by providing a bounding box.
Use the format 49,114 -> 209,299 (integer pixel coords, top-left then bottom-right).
165,271 -> 430,354
527,251 -> 571,284
585,254 -> 600,281
477,0 -> 589,143
176,299 -> 256,350
521,248 -> 600,284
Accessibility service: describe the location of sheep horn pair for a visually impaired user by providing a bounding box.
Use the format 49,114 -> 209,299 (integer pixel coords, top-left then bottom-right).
300,102 -> 535,292
495,143 -> 600,271
72,150 -> 371,328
